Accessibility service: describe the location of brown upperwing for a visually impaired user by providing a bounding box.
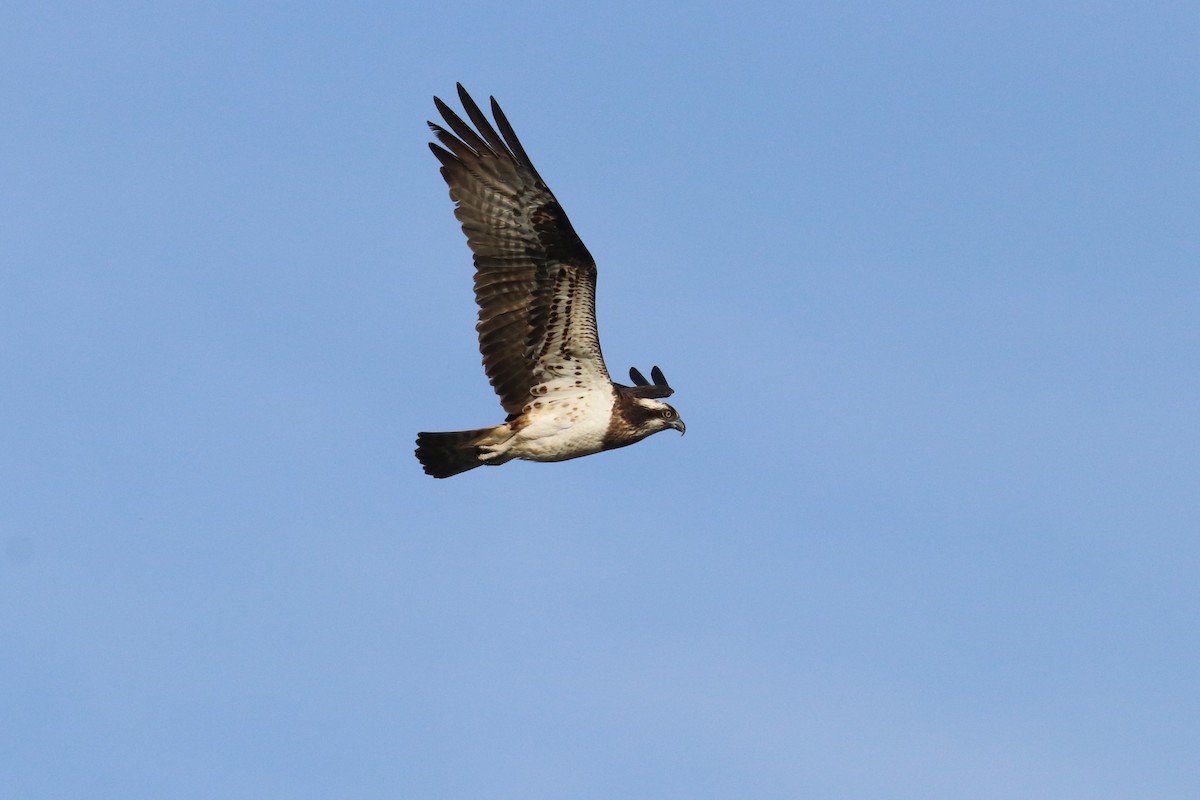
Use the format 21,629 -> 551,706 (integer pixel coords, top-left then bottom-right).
428,85 -> 605,416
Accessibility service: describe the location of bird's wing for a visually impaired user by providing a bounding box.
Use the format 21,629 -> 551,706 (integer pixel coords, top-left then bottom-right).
429,84 -> 611,416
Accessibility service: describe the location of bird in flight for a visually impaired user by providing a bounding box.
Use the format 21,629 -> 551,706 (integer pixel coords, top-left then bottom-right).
415,85 -> 685,478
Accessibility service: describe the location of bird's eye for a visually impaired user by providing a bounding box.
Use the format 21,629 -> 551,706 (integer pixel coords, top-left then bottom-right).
662,409 -> 675,419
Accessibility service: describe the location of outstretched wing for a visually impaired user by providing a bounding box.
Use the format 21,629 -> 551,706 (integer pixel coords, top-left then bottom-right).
429,84 -> 611,416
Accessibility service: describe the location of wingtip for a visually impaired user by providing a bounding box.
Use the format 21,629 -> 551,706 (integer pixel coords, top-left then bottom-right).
433,95 -> 453,116
456,82 -> 474,108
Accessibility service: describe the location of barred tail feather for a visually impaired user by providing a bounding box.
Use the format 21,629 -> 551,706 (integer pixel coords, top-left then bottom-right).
415,427 -> 494,478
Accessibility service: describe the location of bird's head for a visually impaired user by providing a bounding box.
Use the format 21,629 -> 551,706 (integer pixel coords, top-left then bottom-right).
630,397 -> 686,437
619,366 -> 684,440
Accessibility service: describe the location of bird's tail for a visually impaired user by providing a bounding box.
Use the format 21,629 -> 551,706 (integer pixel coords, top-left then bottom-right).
415,427 -> 499,478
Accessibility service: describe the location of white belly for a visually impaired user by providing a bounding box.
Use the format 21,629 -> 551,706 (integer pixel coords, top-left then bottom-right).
508,386 -> 614,462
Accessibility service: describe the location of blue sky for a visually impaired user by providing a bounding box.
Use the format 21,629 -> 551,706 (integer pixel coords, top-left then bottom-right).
3,1 -> 1198,797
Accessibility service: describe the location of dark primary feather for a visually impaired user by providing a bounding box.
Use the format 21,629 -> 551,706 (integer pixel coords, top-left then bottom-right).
624,366 -> 674,399
429,84 -> 604,415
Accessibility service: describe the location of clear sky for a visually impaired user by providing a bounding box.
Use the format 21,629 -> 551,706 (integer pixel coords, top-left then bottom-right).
3,1 -> 1198,798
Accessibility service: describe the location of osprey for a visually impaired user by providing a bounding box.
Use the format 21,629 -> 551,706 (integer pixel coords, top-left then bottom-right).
415,85 -> 685,478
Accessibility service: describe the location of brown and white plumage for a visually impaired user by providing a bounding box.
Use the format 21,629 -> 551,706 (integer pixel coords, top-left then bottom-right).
416,85 -> 684,478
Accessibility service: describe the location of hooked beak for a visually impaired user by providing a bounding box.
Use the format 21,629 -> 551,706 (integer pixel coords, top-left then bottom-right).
669,418 -> 686,435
